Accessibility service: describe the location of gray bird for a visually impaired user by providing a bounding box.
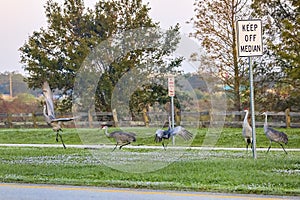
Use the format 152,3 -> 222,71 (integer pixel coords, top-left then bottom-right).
154,126 -> 193,150
261,112 -> 288,154
102,126 -> 136,151
242,109 -> 252,151
42,81 -> 77,149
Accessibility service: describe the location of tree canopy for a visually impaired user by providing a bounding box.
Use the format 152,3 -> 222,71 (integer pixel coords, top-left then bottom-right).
19,0 -> 183,114
189,0 -> 251,111
252,0 -> 300,110
190,0 -> 300,111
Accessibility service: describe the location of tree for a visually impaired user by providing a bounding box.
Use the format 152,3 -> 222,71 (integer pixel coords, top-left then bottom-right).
94,25 -> 183,113
252,0 -> 300,110
189,0 -> 252,111
20,0 -> 91,94
19,0 -> 183,114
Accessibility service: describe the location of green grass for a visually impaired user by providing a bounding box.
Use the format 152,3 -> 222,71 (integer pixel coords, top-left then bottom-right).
0,147 -> 299,195
0,127 -> 299,149
0,128 -> 299,196
0,128 -> 82,144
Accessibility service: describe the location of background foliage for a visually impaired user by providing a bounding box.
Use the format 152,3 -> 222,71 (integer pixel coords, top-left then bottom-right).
189,0 -> 300,112
1,0 -> 297,115
19,0 -> 184,116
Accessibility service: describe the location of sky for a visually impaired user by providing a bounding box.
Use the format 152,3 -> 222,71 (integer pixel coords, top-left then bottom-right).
0,0 -> 195,74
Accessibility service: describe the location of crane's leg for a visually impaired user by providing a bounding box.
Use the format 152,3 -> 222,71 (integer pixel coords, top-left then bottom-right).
267,141 -> 272,153
112,143 -> 118,152
56,132 -> 59,142
248,138 -> 253,151
162,141 -> 166,151
162,139 -> 170,150
244,139 -> 248,152
57,131 -> 66,149
119,142 -> 130,149
165,140 -> 169,148
279,143 -> 288,154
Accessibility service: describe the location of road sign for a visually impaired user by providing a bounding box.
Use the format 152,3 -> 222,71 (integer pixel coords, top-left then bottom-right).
237,19 -> 263,57
168,75 -> 175,144
168,76 -> 175,97
237,19 -> 263,159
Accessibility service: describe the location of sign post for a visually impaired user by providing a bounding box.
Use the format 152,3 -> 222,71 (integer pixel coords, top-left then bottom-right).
168,75 -> 175,145
237,19 -> 263,159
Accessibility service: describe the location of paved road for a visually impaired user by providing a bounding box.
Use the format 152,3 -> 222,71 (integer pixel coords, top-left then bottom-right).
0,183 -> 298,200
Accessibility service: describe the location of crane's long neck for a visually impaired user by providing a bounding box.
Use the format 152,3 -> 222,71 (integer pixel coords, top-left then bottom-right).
243,111 -> 249,123
43,105 -> 48,118
103,127 -> 110,137
263,113 -> 268,131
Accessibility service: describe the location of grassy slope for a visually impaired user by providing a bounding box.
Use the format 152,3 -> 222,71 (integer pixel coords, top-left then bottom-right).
0,128 -> 299,195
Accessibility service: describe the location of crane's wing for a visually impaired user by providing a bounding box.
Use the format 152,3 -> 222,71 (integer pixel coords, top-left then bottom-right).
266,127 -> 288,144
127,132 -> 136,136
154,129 -> 165,142
123,132 -> 136,141
110,132 -> 136,143
170,126 -> 193,141
242,122 -> 252,138
51,116 -> 78,122
242,110 -> 252,137
42,81 -> 56,119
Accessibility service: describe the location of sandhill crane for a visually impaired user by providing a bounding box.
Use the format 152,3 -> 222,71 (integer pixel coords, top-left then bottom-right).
154,126 -> 193,150
42,81 -> 77,149
261,112 -> 288,154
242,109 -> 252,151
102,126 -> 136,151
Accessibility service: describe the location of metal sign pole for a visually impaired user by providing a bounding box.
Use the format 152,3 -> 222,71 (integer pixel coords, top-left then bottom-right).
171,96 -> 175,145
249,57 -> 257,159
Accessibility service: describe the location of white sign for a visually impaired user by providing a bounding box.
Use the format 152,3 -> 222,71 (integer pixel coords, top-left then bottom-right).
237,19 -> 263,57
168,76 -> 175,97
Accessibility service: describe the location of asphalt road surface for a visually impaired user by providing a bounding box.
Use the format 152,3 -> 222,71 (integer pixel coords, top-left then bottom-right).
0,183 -> 298,200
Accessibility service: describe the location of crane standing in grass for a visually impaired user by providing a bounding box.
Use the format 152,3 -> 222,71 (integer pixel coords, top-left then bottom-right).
42,81 -> 77,149
102,126 -> 136,151
261,112 -> 288,154
242,109 -> 252,151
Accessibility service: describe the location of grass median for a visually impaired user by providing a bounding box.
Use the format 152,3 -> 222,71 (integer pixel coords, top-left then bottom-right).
0,128 -> 299,195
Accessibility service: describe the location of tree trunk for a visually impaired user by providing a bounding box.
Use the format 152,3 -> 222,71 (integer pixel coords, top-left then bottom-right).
285,108 -> 290,128
142,105 -> 150,127
112,109 -> 119,127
